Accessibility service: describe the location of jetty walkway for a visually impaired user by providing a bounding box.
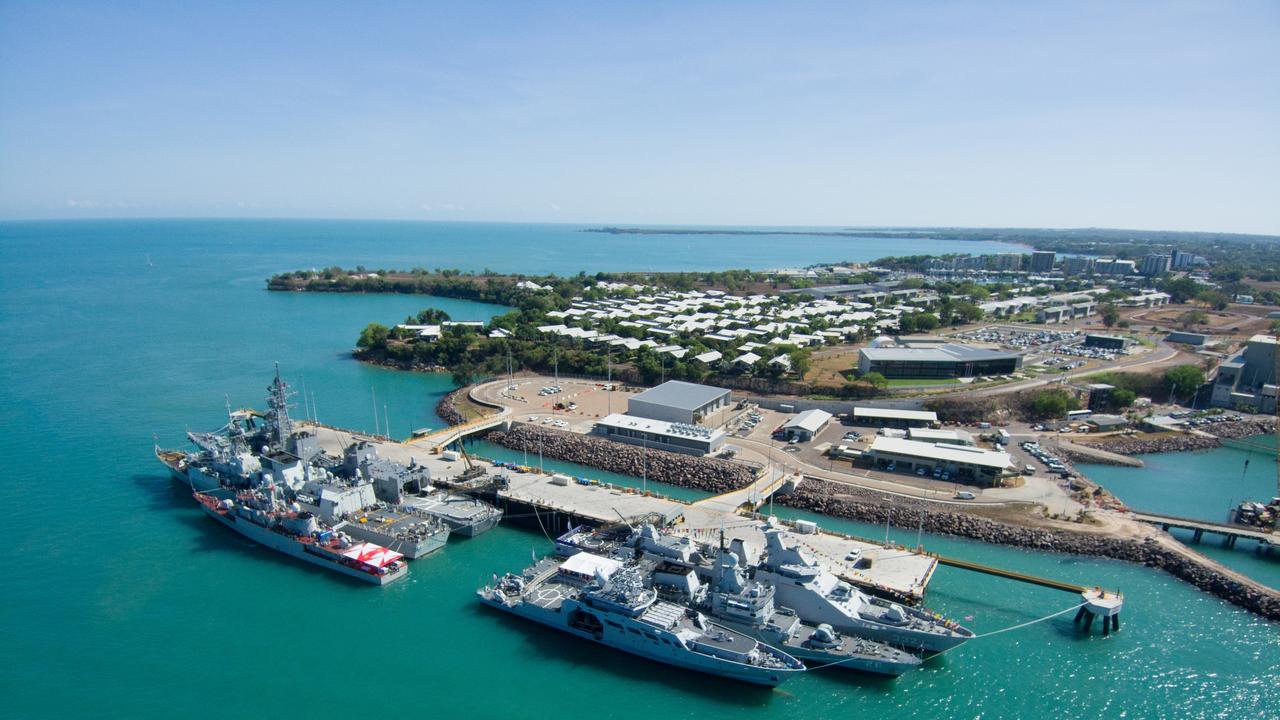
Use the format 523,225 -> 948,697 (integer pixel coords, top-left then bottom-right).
1130,511 -> 1277,548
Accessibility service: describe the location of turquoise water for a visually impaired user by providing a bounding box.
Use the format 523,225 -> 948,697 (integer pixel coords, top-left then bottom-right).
1,219 -> 1277,719
1078,436 -> 1280,589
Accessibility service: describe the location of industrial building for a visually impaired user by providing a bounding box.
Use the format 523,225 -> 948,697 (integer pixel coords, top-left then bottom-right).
1166,331 -> 1208,346
593,413 -> 726,456
858,344 -> 1023,379
906,427 -> 975,446
780,409 -> 832,441
849,407 -> 938,428
1086,383 -> 1115,412
1084,334 -> 1130,352
1087,415 -> 1129,432
627,380 -> 732,426
1210,335 -> 1278,414
865,437 -> 1015,485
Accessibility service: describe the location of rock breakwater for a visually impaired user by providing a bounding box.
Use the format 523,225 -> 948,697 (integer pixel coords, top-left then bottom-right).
778,477 -> 1280,622
486,424 -> 756,494
1205,418 -> 1275,440
435,387 -> 469,427
1078,433 -> 1222,455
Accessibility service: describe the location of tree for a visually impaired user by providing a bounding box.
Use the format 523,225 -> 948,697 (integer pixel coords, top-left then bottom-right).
1109,388 -> 1137,410
451,363 -> 477,387
1178,309 -> 1208,329
1160,276 -> 1201,303
1100,303 -> 1120,328
789,349 -> 812,379
951,301 -> 984,324
861,371 -> 889,390
414,307 -> 452,324
1163,364 -> 1205,400
1028,388 -> 1079,419
357,322 -> 390,350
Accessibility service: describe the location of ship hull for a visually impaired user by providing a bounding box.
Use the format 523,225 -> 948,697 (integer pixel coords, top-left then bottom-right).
477,594 -> 795,687
199,503 -> 406,585
713,618 -> 919,676
339,522 -> 449,560
156,450 -> 222,493
770,584 -> 969,653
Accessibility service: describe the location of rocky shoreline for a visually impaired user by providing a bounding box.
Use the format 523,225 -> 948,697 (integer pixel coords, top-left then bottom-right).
1077,433 -> 1223,456
435,387 -> 469,427
1204,419 -> 1275,440
776,477 -> 1280,622
485,424 -> 756,494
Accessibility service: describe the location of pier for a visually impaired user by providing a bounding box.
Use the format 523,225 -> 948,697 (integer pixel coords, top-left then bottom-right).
303,422 -> 937,604
1130,511 -> 1277,549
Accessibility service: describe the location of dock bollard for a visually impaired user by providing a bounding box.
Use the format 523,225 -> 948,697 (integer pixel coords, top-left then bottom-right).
1075,588 -> 1123,635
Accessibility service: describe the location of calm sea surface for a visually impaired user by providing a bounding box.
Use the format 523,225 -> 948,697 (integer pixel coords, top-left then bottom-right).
1,219 -> 1275,719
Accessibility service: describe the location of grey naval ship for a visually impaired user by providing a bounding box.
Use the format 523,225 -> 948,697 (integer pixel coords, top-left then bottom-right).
195,486 -> 408,585
755,529 -> 973,653
563,523 -> 969,655
478,553 -> 806,687
649,548 -> 921,676
158,367 -> 497,553
341,441 -> 502,537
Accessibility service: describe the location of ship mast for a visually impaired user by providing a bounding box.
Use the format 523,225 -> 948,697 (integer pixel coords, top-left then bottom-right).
266,363 -> 295,449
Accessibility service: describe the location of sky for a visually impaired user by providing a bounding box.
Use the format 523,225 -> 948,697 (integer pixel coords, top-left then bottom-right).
1,1 -> 1277,234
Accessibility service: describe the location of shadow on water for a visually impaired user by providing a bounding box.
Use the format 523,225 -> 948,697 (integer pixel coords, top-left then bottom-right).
468,603 -> 783,707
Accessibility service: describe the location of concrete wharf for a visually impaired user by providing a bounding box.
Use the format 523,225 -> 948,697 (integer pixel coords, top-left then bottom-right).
302,422 -> 938,604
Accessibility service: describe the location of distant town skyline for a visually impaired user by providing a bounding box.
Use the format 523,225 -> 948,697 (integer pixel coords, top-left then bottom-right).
1,1 -> 1277,234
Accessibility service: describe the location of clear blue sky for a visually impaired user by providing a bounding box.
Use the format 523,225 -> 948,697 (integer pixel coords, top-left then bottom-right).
1,1 -> 1276,233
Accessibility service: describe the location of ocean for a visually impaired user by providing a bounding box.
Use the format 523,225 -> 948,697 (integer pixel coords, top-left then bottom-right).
1,219 -> 1275,719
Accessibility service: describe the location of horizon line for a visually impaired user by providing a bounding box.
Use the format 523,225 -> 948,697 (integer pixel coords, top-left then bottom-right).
0,215 -> 1277,239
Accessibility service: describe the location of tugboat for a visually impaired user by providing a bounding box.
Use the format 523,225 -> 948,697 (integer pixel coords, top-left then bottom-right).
478,553 -> 806,687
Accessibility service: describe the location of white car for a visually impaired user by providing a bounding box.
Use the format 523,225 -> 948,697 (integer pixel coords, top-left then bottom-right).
955,491 -> 976,500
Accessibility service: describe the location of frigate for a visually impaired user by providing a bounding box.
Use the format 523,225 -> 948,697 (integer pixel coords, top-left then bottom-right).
653,548 -> 922,676
195,486 -> 408,585
754,529 -> 973,653
478,553 -> 805,687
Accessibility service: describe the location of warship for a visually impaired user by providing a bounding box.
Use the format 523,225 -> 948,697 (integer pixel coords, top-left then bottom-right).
754,529 -> 972,653
156,367 -> 304,491
195,486 -> 408,585
291,469 -> 450,559
478,553 -> 806,687
342,441 -> 502,537
653,548 -> 921,676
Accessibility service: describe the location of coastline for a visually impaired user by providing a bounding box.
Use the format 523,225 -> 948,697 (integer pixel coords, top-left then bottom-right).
436,381 -> 1280,621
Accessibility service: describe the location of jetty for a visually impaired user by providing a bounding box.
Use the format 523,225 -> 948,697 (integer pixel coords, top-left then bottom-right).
1130,511 -> 1278,549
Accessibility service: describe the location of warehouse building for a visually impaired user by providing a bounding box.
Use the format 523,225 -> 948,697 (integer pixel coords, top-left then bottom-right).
907,428 -> 975,446
1210,335 -> 1278,414
858,344 -> 1022,379
1084,334 -> 1130,351
627,380 -> 732,425
1166,331 -> 1208,346
849,407 -> 938,429
781,409 -> 833,442
593,413 -> 726,456
866,437 -> 1015,485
